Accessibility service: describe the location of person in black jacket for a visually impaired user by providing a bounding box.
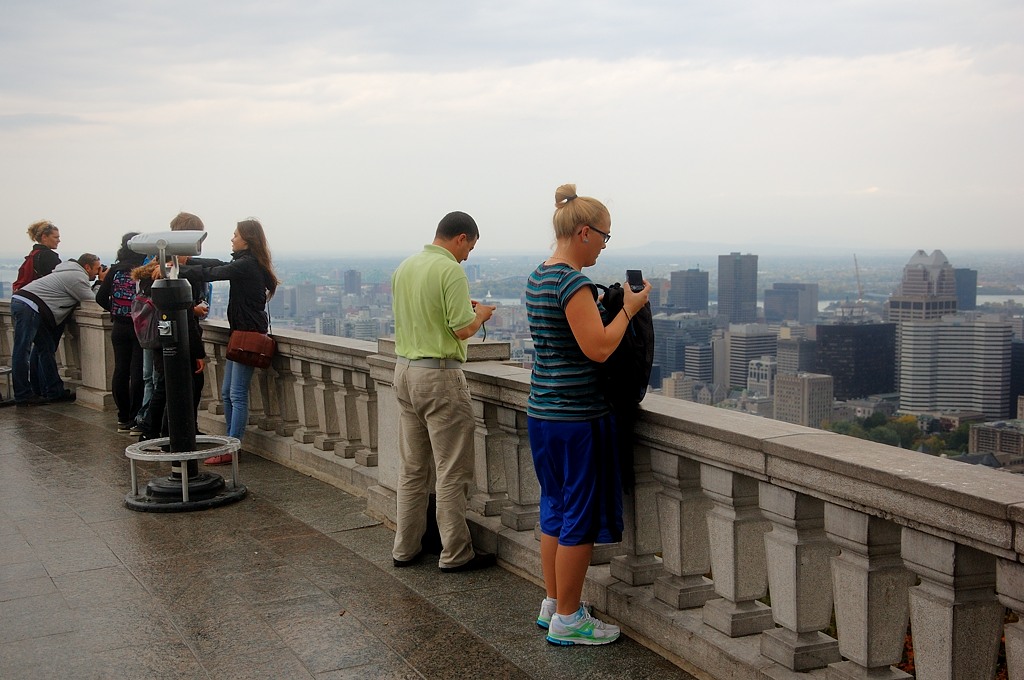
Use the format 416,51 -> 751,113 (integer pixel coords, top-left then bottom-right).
95,232 -> 146,432
14,220 -> 62,292
132,256 -> 208,442
188,218 -> 279,464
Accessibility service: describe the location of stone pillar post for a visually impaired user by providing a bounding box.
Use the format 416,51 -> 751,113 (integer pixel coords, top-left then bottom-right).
312,365 -> 345,452
700,465 -> 773,636
652,452 -> 714,609
269,360 -> 298,437
290,358 -> 321,444
468,401 -> 512,517
610,444 -> 663,586
352,371 -> 377,467
825,503 -> 915,680
759,484 -> 841,670
69,305 -> 115,410
499,407 -> 540,531
901,528 -> 1002,680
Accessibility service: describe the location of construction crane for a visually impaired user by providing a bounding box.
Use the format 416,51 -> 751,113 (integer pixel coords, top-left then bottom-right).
854,254 -> 864,303
838,254 -> 866,318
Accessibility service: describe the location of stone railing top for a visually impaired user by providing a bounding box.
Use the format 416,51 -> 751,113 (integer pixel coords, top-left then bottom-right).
375,336 -> 511,363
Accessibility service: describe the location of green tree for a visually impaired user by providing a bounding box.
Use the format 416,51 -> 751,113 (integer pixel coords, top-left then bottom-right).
863,412 -> 889,429
945,424 -> 970,453
867,426 -> 900,447
830,421 -> 868,440
892,416 -> 922,449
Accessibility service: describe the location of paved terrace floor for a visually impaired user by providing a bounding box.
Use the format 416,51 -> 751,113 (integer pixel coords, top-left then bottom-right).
0,401 -> 698,680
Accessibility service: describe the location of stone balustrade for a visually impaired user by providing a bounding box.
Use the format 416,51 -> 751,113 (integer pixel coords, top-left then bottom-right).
3,300 -> 1024,680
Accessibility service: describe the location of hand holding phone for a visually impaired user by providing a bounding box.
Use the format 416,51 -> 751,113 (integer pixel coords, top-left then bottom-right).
626,269 -> 644,293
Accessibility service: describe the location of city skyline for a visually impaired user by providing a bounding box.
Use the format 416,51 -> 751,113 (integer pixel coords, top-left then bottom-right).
2,1 -> 1021,259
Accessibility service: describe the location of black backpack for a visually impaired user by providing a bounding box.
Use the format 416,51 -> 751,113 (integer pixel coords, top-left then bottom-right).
596,282 -> 655,492
596,282 -> 655,407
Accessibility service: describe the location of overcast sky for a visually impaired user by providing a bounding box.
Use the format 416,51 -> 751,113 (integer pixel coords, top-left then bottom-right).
2,0 -> 1021,260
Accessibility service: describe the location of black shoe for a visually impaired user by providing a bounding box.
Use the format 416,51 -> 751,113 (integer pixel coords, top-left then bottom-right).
16,395 -> 46,407
439,552 -> 496,573
45,389 -> 75,403
393,553 -> 422,568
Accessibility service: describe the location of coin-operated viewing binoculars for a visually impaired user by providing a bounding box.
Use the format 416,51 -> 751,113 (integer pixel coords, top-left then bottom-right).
124,230 -> 245,511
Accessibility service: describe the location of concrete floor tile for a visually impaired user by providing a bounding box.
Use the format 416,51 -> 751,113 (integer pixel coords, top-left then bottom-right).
0,575 -> 57,602
0,592 -> 76,644
0,559 -> 49,583
52,565 -> 152,609
35,537 -> 122,577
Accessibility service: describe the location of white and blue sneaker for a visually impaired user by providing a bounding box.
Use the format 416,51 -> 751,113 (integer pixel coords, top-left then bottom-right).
536,598 -> 592,629
545,605 -> 619,646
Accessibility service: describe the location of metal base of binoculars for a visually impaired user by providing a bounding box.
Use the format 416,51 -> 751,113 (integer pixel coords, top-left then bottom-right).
124,435 -> 247,512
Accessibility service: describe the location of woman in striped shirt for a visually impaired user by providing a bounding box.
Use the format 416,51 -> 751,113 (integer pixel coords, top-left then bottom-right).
525,183 -> 650,646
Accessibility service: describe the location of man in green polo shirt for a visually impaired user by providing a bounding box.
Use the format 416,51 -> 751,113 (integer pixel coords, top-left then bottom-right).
391,211 -> 496,572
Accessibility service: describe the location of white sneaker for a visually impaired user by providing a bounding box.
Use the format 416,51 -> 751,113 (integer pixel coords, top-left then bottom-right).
546,606 -> 619,646
536,598 -> 592,629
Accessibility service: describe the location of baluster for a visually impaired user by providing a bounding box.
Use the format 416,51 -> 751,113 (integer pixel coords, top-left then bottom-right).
902,529 -> 1002,680
700,465 -> 773,636
610,444 -> 663,586
290,358 -> 322,443
313,365 -> 344,452
498,407 -> 540,531
825,504 -> 915,680
759,484 -> 841,670
468,401 -> 512,517
352,371 -> 377,467
257,361 -> 288,434
652,452 -> 715,609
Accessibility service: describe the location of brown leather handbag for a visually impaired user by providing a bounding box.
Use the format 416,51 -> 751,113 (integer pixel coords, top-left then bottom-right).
226,330 -> 276,369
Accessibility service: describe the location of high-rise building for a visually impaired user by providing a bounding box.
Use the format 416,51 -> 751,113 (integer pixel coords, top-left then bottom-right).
343,270 -> 362,296
886,250 -> 958,324
647,277 -> 669,309
815,322 -> 897,400
652,313 -> 715,377
954,268 -> 978,312
774,372 -> 834,428
1011,340 -> 1024,419
747,356 -> 777,397
684,343 -> 714,383
316,317 -> 343,336
717,252 -> 758,324
269,286 -> 296,318
726,323 -> 776,389
669,269 -> 709,314
777,337 -> 817,375
295,284 -> 318,319
764,283 -> 819,325
899,318 -> 1012,420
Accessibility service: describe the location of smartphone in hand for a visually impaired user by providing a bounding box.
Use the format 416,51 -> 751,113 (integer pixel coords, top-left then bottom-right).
626,269 -> 644,293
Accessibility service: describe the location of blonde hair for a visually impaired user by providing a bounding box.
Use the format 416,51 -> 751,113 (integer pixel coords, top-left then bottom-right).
27,220 -> 58,243
552,184 -> 609,239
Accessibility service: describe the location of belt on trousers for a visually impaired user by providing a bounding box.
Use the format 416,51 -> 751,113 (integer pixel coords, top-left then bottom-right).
396,356 -> 463,369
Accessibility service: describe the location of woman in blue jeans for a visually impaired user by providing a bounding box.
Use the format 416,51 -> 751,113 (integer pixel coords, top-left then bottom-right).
189,219 -> 278,464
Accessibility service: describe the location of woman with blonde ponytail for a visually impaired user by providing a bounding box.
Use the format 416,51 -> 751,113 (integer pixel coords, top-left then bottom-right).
525,183 -> 651,646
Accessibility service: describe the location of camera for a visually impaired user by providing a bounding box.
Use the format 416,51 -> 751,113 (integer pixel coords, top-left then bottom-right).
626,269 -> 644,293
128,231 -> 208,257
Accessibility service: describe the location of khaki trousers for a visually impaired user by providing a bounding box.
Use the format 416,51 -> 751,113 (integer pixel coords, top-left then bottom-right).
392,363 -> 476,568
